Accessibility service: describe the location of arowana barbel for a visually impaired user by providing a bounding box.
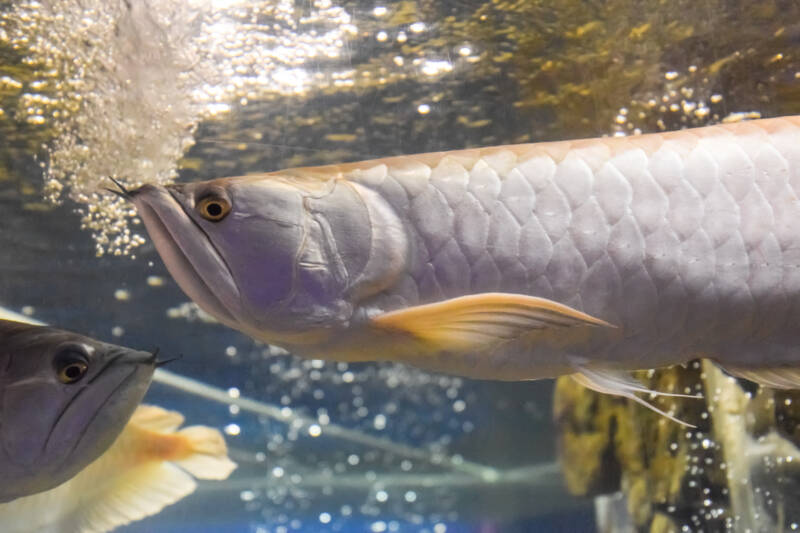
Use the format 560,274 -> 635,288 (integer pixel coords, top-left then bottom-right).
126,116 -> 800,421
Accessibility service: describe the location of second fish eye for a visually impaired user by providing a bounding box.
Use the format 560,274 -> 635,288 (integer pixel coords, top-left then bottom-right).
197,196 -> 231,222
54,349 -> 89,384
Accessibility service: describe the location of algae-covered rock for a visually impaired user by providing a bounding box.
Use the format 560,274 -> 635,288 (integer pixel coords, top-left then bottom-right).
556,362 -> 800,532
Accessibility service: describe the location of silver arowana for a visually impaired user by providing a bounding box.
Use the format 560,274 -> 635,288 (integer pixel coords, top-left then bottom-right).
129,116 -> 800,418
0,320 -> 156,502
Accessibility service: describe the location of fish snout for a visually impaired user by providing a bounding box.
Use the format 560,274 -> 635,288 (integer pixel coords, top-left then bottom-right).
128,183 -> 162,199
114,348 -> 160,369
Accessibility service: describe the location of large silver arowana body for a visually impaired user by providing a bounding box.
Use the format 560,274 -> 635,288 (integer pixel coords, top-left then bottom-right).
130,116 -> 800,399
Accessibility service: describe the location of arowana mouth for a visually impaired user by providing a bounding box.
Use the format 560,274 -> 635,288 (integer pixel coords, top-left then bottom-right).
131,185 -> 241,327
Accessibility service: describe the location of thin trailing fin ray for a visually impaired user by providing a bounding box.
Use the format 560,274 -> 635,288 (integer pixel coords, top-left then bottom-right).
571,366 -> 700,428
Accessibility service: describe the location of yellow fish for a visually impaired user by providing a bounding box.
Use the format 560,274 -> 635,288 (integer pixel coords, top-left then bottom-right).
0,404 -> 237,533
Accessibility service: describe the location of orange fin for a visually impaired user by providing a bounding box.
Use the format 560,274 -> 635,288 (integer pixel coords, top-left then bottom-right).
0,405 -> 236,533
129,403 -> 185,432
371,292 -> 614,352
174,425 -> 237,480
571,366 -> 701,428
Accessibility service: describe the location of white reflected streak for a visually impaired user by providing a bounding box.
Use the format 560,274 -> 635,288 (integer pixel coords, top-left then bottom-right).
153,368 -> 500,481
0,306 -> 41,324
198,462 -> 561,492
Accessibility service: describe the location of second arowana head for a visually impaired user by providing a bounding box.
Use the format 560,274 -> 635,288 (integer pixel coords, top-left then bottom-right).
0,320 -> 156,502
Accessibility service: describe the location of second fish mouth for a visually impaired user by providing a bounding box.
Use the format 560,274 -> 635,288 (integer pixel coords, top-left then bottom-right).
132,186 -> 240,327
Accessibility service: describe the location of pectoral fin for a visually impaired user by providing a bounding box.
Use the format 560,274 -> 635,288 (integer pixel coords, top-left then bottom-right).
371,292 -> 614,352
571,365 -> 701,428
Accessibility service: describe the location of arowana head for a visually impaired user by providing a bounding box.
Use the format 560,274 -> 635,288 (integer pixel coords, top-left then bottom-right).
0,320 -> 156,502
129,174 -> 407,347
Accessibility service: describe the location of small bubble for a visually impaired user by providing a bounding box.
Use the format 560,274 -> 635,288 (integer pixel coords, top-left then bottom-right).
347,454 -> 360,465
225,346 -> 237,357
404,490 -> 417,502
665,71 -> 678,80
373,6 -> 387,16
373,414 -> 387,430
228,387 -> 240,398
146,275 -> 164,287
375,490 -> 388,502
319,512 -> 332,524
224,423 -> 240,436
21,305 -> 34,316
371,521 -> 387,533
308,424 -> 322,437
434,524 -> 447,533
272,466 -> 285,478
376,31 -> 388,42
342,371 -> 355,383
114,289 -> 130,301
417,104 -> 431,114
240,490 -> 256,502
111,326 -> 124,337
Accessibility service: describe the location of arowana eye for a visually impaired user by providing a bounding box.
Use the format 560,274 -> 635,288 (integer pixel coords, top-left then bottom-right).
55,351 -> 89,384
197,196 -> 231,222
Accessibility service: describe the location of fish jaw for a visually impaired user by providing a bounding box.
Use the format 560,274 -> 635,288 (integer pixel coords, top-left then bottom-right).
43,348 -> 155,480
0,341 -> 156,502
131,184 -> 242,328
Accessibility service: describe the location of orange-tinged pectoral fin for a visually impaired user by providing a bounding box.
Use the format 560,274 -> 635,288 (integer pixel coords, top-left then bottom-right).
370,292 -> 615,353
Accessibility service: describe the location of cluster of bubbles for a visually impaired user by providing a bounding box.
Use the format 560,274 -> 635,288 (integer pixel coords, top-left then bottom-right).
610,66 -> 762,136
0,0 -> 356,257
214,335 -> 477,531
